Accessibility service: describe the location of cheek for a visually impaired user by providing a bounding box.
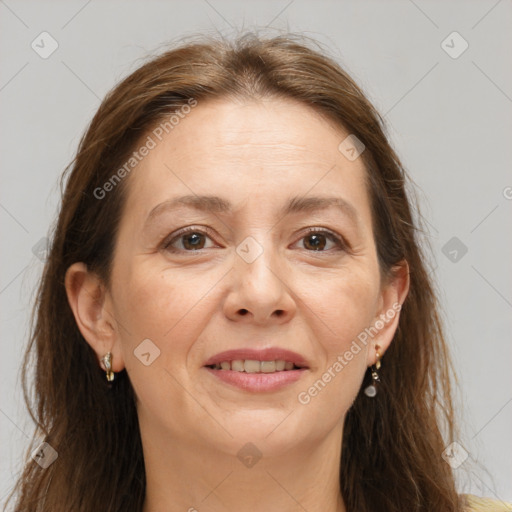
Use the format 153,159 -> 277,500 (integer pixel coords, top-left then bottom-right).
114,272 -> 179,342
111,262 -> 221,362
110,265 -> 216,420
299,265 -> 380,353
294,271 -> 377,419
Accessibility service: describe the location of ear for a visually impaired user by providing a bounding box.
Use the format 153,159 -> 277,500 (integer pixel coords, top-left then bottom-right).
64,262 -> 125,373
366,259 -> 410,366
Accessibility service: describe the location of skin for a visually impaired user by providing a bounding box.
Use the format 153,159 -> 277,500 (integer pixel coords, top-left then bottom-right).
65,97 -> 409,512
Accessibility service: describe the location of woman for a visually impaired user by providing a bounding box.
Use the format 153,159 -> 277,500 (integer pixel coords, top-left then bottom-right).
5,32 -> 510,512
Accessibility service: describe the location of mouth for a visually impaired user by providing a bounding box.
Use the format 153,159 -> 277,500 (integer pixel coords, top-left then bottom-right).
204,359 -> 308,373
203,361 -> 308,392
202,348 -> 310,391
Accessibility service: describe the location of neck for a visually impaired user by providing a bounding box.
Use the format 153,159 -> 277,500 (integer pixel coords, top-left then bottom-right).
140,416 -> 347,512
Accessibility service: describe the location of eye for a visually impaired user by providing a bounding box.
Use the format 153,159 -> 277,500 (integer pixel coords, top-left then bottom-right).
163,227 -> 217,253
294,228 -> 347,252
162,226 -> 348,254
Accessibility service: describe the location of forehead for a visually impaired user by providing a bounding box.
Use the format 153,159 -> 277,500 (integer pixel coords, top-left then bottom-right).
121,97 -> 371,226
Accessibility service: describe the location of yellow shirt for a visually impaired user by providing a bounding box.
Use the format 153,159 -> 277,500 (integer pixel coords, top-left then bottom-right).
463,494 -> 512,511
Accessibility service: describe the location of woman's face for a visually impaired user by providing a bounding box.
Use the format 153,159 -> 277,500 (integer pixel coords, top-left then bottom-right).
94,97 -> 406,456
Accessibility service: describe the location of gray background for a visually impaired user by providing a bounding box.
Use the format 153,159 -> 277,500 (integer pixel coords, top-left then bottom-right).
1,0 -> 511,507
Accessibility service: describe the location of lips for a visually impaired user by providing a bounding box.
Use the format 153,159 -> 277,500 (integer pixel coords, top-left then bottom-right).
203,347 -> 309,369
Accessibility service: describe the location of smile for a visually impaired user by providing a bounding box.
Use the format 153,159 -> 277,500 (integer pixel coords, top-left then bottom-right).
205,359 -> 306,373
204,361 -> 308,392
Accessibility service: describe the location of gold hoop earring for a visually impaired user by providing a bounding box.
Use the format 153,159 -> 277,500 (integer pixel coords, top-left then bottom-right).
364,344 -> 381,398
101,352 -> 115,382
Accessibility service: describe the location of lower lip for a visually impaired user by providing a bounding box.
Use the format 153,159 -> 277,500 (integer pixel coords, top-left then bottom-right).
204,367 -> 307,392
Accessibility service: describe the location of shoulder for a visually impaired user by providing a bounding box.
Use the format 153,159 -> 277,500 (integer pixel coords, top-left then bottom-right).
461,494 -> 512,511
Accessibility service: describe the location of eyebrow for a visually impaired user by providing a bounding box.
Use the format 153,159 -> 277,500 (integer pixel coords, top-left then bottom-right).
145,194 -> 360,227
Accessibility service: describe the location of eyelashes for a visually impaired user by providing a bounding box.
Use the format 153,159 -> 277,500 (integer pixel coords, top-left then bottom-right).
163,227 -> 218,252
162,226 -> 350,255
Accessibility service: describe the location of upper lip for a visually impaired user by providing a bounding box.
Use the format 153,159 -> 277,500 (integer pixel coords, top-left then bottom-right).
203,348 -> 309,368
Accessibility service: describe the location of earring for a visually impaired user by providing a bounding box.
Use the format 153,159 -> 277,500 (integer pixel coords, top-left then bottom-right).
101,352 -> 115,382
364,344 -> 381,397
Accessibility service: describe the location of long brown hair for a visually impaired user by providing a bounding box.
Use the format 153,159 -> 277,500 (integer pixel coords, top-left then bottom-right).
5,31 -> 463,511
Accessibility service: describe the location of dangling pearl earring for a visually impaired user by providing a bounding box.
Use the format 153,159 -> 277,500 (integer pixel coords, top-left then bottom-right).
364,344 -> 381,398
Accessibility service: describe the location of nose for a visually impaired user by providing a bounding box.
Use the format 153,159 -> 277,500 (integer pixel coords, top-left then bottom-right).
223,237 -> 296,325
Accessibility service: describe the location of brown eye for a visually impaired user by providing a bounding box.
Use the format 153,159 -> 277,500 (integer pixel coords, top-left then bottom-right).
164,228 -> 216,252
180,232 -> 206,250
303,233 -> 328,251
297,229 -> 346,252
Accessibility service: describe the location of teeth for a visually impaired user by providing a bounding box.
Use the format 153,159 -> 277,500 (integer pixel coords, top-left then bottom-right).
210,359 -> 303,373
260,361 -> 276,373
244,359 -> 261,373
231,359 -> 245,372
